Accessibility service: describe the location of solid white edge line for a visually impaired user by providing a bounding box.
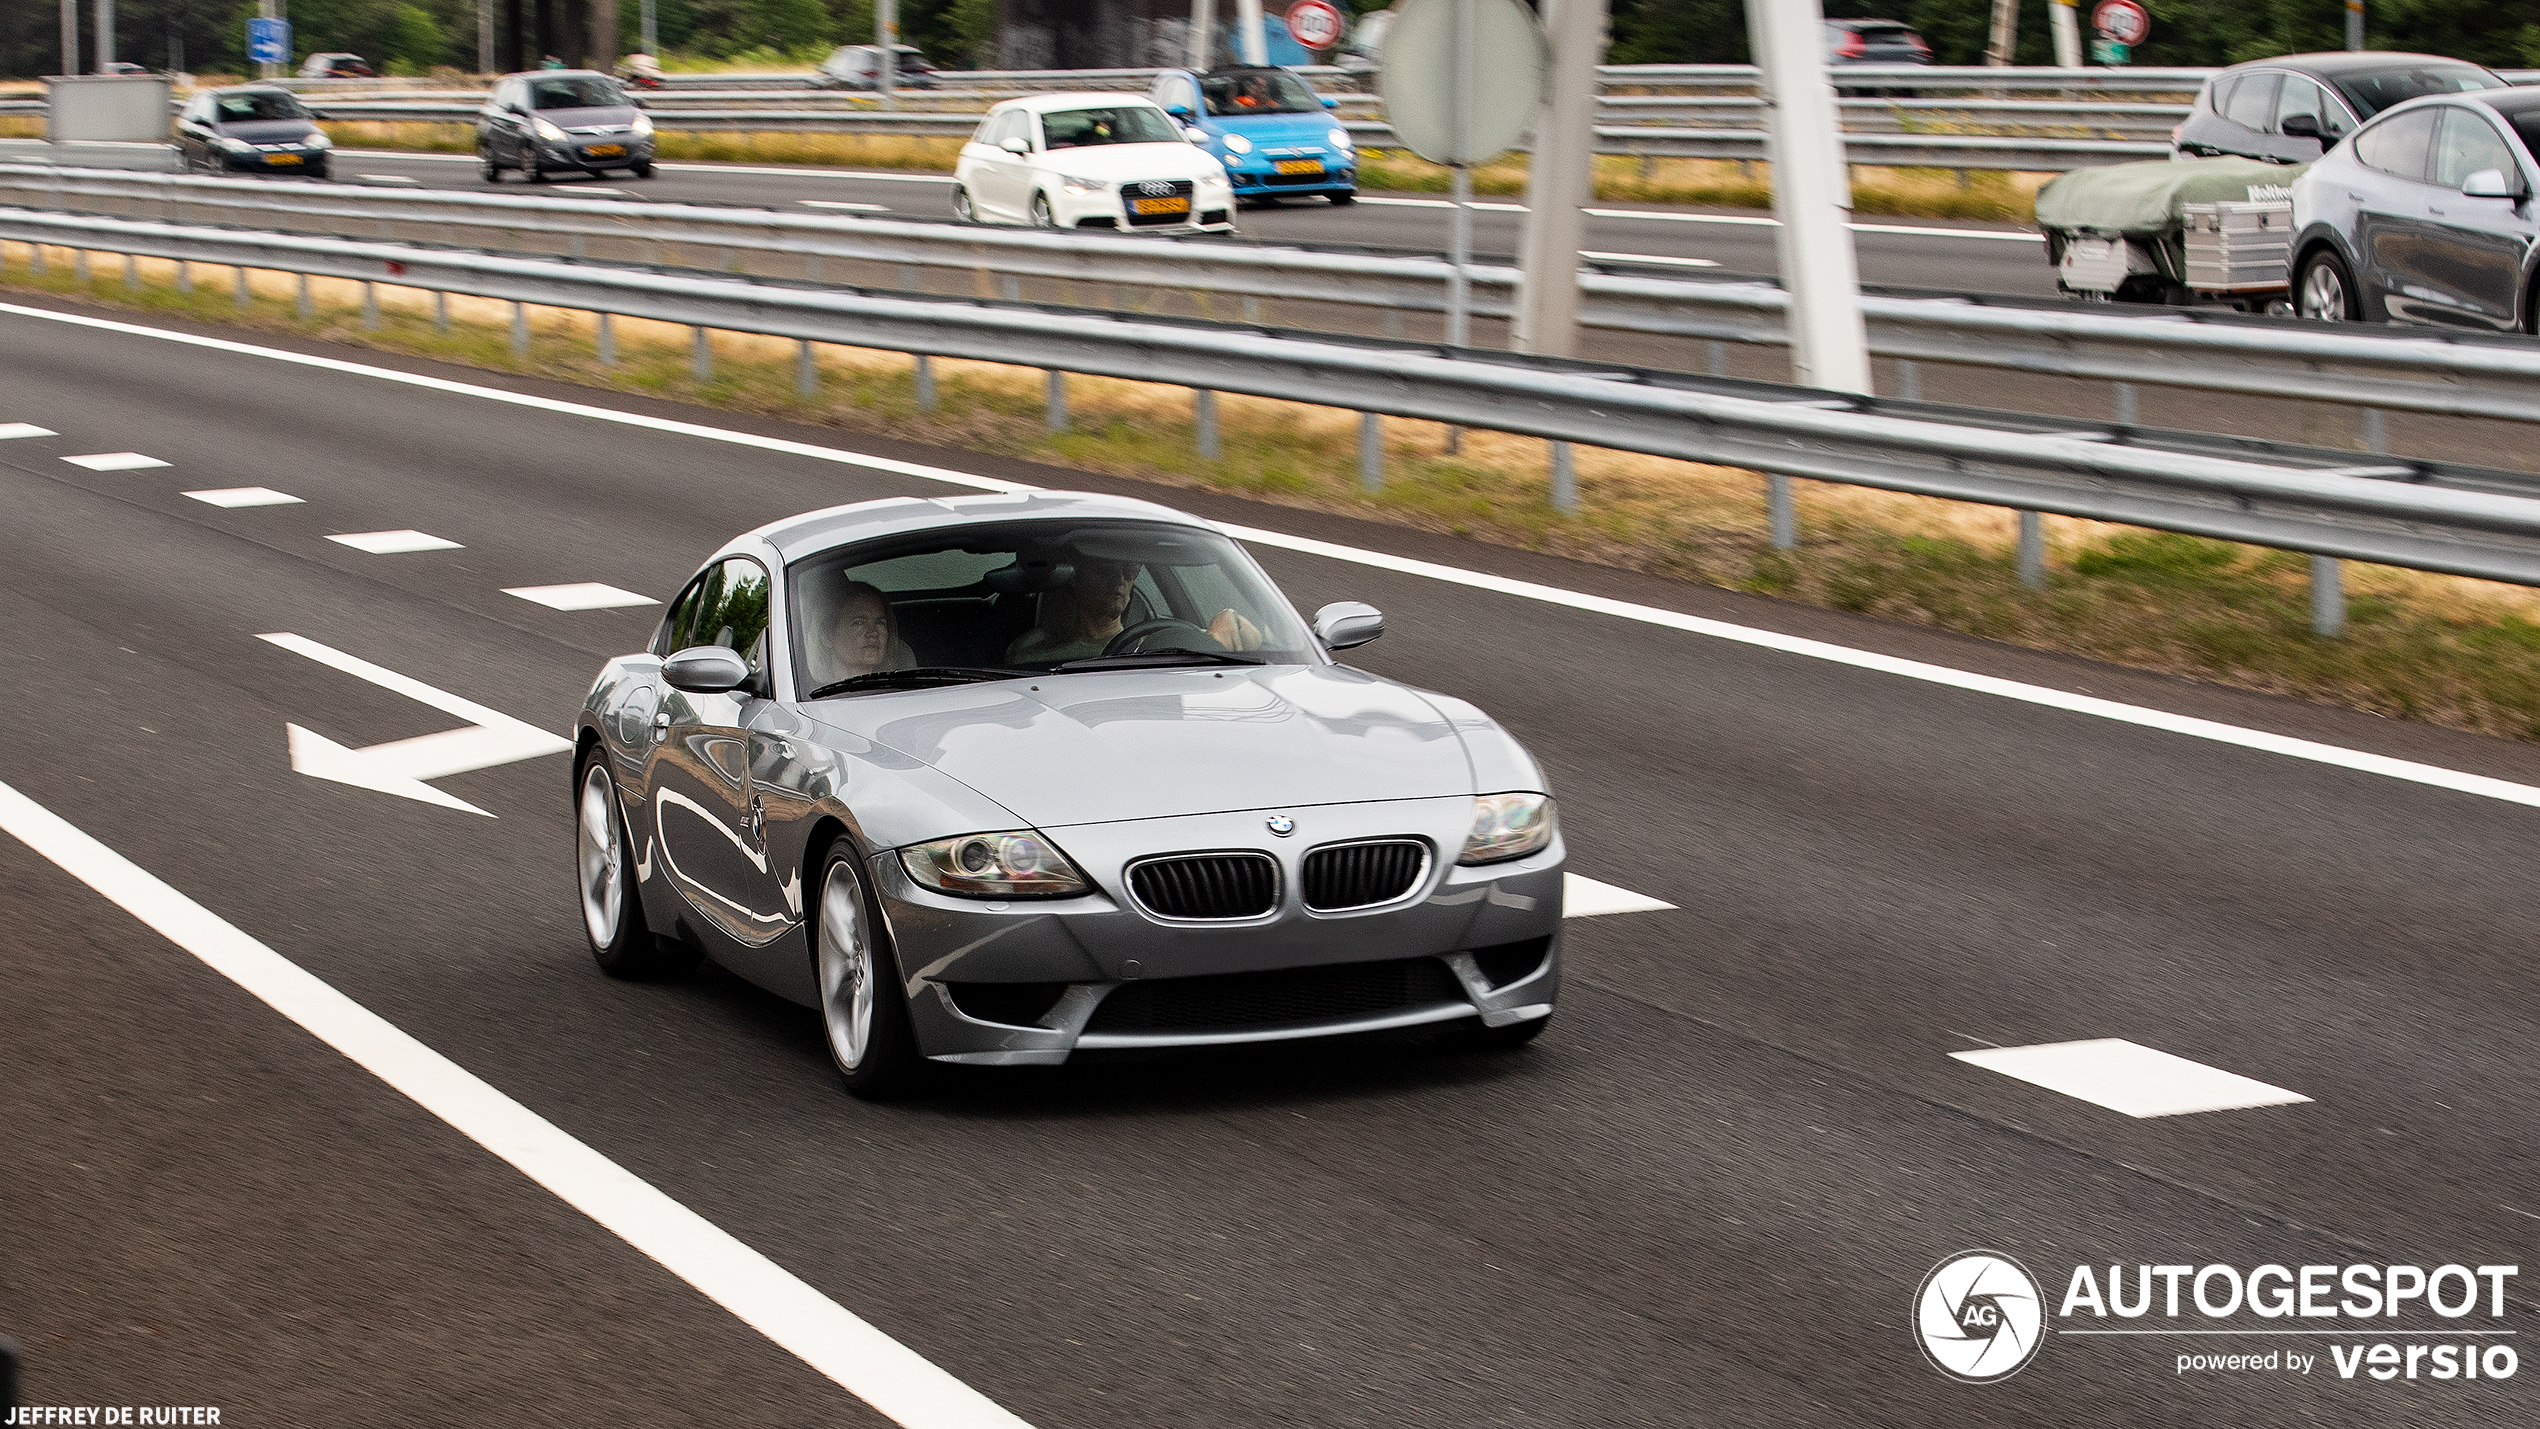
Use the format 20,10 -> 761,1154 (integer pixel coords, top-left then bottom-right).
337,150 -> 958,184
7,299 -> 2537,813
0,775 -> 1032,1429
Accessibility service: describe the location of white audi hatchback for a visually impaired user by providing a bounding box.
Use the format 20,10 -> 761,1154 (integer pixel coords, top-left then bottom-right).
953,93 -> 1236,234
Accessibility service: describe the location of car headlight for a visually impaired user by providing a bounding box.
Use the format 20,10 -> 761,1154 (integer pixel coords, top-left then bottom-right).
218,136 -> 256,154
901,831 -> 1091,899
630,112 -> 653,136
1199,171 -> 1231,188
1328,128 -> 1353,150
1458,792 -> 1555,866
1059,173 -> 1109,195
300,129 -> 332,149
1220,132 -> 1253,155
531,116 -> 569,142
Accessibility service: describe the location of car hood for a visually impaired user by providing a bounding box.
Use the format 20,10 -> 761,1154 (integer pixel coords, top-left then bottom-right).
538,104 -> 642,129
217,118 -> 322,142
1209,110 -> 1341,147
1039,141 -> 1223,182
799,663 -> 1476,829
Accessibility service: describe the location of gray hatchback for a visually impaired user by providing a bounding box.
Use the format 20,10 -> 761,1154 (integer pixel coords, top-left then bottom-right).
477,70 -> 656,182
574,493 -> 1566,1096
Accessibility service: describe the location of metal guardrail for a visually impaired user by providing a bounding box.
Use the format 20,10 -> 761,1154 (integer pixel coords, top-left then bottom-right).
9,164 -> 2538,436
4,203 -> 2539,593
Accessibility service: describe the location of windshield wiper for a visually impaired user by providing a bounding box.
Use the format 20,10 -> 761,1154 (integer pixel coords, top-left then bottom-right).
803,666 -> 1029,699
1052,649 -> 1267,672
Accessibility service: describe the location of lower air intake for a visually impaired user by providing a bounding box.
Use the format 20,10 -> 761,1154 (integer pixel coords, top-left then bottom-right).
1085,956 -> 1466,1035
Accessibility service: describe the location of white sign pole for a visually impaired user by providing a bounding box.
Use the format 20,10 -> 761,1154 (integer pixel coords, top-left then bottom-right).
94,0 -> 114,72
2346,0 -> 2363,52
1984,0 -> 2017,65
61,0 -> 78,76
1513,0 -> 1605,360
877,0 -> 898,111
1746,0 -> 1869,399
1234,0 -> 1268,64
1188,0 -> 1217,69
2049,0 -> 2083,68
257,0 -> 278,79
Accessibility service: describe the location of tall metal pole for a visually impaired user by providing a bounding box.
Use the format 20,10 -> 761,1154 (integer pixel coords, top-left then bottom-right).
2345,0 -> 2363,52
877,0 -> 897,111
479,0 -> 495,72
1747,0 -> 1869,394
1444,0 -> 1472,350
1983,0 -> 2017,66
2048,0 -> 2082,68
94,0 -> 115,72
1188,0 -> 1216,69
1514,0 -> 1605,359
1234,0 -> 1267,64
61,0 -> 78,76
640,0 -> 657,57
258,0 -> 279,79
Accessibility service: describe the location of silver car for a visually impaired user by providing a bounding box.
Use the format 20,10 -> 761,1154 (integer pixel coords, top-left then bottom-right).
574,493 -> 1565,1096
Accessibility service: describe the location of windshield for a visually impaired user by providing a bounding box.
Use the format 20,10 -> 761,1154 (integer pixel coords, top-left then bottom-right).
1201,69 -> 1323,116
789,519 -> 1317,690
529,75 -> 626,110
215,91 -> 309,122
2333,63 -> 2501,119
1040,105 -> 1182,148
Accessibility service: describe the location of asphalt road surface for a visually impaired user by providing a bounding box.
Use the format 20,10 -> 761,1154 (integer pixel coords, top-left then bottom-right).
2,290 -> 2535,1426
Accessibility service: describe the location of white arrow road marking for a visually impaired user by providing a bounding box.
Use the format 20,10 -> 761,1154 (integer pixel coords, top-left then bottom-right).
1565,873 -> 1675,917
258,632 -> 572,817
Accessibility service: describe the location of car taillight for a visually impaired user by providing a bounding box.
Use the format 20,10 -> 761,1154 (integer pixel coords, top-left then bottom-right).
1836,32 -> 1865,58
2171,123 -> 2185,143
1909,37 -> 1930,55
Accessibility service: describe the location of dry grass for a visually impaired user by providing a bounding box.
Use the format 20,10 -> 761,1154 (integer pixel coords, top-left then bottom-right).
9,240 -> 2540,740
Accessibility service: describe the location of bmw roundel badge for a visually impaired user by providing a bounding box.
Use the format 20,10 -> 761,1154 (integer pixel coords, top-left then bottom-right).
1266,814 -> 1297,837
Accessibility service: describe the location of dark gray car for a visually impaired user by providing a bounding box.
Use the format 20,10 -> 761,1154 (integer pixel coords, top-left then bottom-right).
175,87 -> 332,179
2290,89 -> 2540,331
574,493 -> 1566,1097
2175,51 -> 2503,165
477,70 -> 655,183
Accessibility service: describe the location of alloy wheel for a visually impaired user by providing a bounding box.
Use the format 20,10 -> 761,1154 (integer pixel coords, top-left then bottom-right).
2300,260 -> 2348,321
818,864 -> 876,1070
576,763 -> 623,947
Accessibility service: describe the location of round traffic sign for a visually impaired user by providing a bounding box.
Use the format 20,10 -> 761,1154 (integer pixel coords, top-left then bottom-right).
1285,0 -> 1346,51
1378,0 -> 1547,167
2091,0 -> 2150,46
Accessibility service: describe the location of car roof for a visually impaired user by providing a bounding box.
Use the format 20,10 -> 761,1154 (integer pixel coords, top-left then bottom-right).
2220,51 -> 2498,79
742,491 -> 1219,564
993,92 -> 1169,113
500,68 -> 613,80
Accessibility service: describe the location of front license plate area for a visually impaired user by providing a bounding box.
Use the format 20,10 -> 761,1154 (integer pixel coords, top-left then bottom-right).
585,144 -> 625,158
1130,197 -> 1191,215
265,153 -> 303,165
1275,159 -> 1324,175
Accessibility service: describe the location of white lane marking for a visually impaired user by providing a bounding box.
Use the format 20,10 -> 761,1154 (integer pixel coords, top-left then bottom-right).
0,776 -> 1034,1429
329,529 -> 462,554
1563,873 -> 1675,917
259,632 -> 573,816
355,173 -> 422,186
801,200 -> 891,212
64,451 -> 170,471
339,150 -> 960,184
1362,198 -> 2040,242
1580,250 -> 1719,269
0,422 -> 56,439
1951,1038 -> 2312,1118
554,187 -> 631,196
13,300 -> 2540,816
1584,206 -> 1774,228
1356,195 -> 1529,212
1855,222 -> 2043,242
505,581 -> 658,610
186,486 -> 304,507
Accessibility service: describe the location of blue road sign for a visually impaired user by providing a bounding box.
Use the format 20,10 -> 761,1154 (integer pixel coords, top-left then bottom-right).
247,17 -> 291,66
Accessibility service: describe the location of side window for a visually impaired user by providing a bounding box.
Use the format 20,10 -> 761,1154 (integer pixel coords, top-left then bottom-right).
689,557 -> 773,671
2355,108 -> 2438,182
2433,106 -> 2517,189
2275,76 -> 2341,138
2223,72 -> 2280,131
972,111 -> 998,144
1163,77 -> 1198,116
992,109 -> 1027,148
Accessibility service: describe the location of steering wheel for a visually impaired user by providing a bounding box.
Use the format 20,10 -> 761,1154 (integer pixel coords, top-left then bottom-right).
1102,617 -> 1221,656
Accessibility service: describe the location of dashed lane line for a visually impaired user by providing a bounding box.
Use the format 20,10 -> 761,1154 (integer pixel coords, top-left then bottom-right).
328,529 -> 462,554
186,486 -> 303,507
63,451 -> 169,471
504,581 -> 658,610
10,299 -> 2540,815
801,200 -> 892,213
1951,1039 -> 2312,1118
0,775 -> 1034,1429
1565,874 -> 1675,917
1358,196 -> 2043,241
0,422 -> 55,439
337,150 -> 957,184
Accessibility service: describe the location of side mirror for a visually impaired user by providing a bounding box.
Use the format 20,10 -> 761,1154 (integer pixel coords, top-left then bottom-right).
1321,96 -> 1338,110
661,645 -> 754,694
1165,103 -> 1192,119
1312,601 -> 1384,651
2462,167 -> 2524,199
999,135 -> 1031,156
1184,126 -> 1209,144
2278,112 -> 2320,139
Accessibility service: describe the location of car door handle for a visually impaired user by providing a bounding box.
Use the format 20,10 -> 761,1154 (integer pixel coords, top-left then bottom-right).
744,795 -> 767,842
651,711 -> 670,744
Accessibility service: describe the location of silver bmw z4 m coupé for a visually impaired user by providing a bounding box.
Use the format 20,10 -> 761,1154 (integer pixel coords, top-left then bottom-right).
574,493 -> 1565,1095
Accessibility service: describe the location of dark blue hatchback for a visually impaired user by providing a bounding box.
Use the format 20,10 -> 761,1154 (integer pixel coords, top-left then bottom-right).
1148,65 -> 1356,206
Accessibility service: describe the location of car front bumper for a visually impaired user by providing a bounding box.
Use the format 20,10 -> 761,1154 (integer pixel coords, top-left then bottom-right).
1227,162 -> 1356,196
1049,185 -> 1237,233
869,796 -> 1566,1065
534,137 -> 654,171
219,150 -> 329,173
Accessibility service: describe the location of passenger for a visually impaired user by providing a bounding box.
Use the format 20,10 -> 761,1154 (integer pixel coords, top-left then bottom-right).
1005,554 -> 1263,663
813,581 -> 910,685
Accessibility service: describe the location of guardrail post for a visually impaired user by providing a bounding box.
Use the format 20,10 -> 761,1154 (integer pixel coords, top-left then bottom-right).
122,253 -> 138,289
2362,407 -> 2387,454
174,259 -> 191,294
1194,389 -> 1219,460
511,302 -> 530,357
2310,554 -> 2345,638
1550,441 -> 1579,513
433,291 -> 450,333
1706,341 -> 1729,379
361,281 -> 379,331
295,273 -> 313,319
597,311 -> 615,365
1242,295 -> 1264,324
28,243 -> 44,276
1358,411 -> 1383,492
2112,380 -> 2137,426
74,248 -> 89,283
234,265 -> 249,310
692,326 -> 713,381
1045,370 -> 1068,431
806,254 -> 822,282
1001,274 -> 1022,302
1767,474 -> 1798,549
899,263 -> 921,292
797,339 -> 818,398
2017,510 -> 2046,588
914,354 -> 936,410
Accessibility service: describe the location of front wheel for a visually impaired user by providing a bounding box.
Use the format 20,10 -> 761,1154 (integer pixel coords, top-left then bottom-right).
2297,250 -> 2357,321
631,161 -> 654,179
1028,191 -> 1056,228
479,147 -> 502,183
952,185 -> 976,222
815,843 -> 925,1098
1328,190 -> 1356,206
576,755 -> 695,978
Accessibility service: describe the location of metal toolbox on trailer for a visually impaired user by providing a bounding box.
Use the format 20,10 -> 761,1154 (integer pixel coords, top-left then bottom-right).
2181,200 -> 2293,294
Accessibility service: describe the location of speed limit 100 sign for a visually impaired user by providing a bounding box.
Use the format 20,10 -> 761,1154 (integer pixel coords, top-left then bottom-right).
1286,0 -> 1346,50
2091,0 -> 2150,46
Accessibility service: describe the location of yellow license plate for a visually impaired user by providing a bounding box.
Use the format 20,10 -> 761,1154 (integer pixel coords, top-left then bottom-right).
1275,159 -> 1324,175
265,152 -> 303,165
585,144 -> 625,158
1130,196 -> 1191,215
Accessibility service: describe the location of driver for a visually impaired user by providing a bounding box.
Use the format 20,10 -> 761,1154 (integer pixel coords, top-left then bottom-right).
812,581 -> 912,685
1005,552 -> 1264,664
